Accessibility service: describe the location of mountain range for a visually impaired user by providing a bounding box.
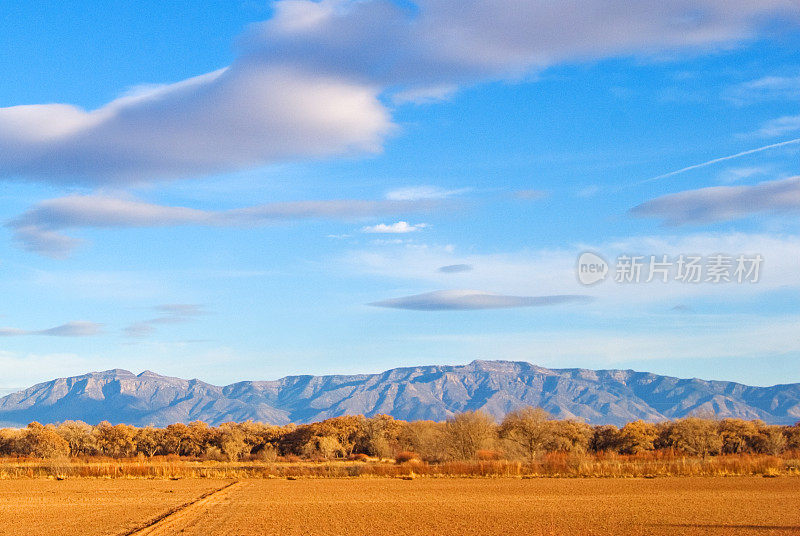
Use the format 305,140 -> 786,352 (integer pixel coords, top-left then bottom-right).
0,360 -> 798,427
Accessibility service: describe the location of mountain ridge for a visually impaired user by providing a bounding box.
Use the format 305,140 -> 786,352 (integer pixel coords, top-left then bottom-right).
1,360 -> 798,427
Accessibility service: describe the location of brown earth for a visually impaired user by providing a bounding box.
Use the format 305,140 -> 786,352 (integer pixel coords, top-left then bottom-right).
0,477 -> 798,536
0,478 -> 229,536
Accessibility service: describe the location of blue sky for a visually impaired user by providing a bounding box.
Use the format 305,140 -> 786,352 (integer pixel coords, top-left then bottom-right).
1,1 -> 799,391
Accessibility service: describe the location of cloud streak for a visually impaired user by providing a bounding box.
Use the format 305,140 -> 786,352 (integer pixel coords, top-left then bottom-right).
385,186 -> 469,201
438,264 -> 473,273
630,175 -> 800,225
124,304 -> 207,338
7,195 -> 439,257
369,289 -> 591,310
0,321 -> 102,337
361,221 -> 428,234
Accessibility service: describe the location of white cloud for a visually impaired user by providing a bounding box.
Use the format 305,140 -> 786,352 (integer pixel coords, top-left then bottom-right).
361,221 -> 428,234
247,0 -> 797,90
0,321 -> 102,337
0,0 -> 794,185
8,195 -> 438,257
0,65 -> 392,184
369,289 -> 591,310
630,175 -> 800,225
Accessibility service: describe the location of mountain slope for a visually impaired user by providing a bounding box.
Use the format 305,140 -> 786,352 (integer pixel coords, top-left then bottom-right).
0,361 -> 798,427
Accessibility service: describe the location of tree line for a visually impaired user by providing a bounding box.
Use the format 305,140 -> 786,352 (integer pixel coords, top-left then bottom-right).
1,408 -> 797,461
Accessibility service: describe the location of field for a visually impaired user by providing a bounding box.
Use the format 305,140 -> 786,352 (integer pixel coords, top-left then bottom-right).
0,477 -> 798,535
0,478 -> 228,536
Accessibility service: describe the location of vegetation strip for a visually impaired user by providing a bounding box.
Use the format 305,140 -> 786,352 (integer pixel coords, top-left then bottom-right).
1,409 -> 798,479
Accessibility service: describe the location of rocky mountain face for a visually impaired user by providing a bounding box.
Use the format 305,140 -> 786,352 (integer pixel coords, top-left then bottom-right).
0,361 -> 798,427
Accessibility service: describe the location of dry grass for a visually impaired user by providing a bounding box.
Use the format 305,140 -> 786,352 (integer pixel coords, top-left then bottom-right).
0,451 -> 798,480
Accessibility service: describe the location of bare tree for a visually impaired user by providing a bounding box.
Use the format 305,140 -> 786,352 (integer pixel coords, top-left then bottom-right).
445,411 -> 497,460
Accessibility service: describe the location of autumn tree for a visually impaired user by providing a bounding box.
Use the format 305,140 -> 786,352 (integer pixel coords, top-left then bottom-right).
549,420 -> 593,453
666,418 -> 722,457
718,419 -> 760,454
358,414 -> 403,458
134,426 -> 165,457
445,411 -> 497,460
93,422 -> 137,457
163,422 -> 209,457
750,425 -> 787,455
57,421 -> 95,456
590,425 -> 621,453
397,420 -> 447,462
214,423 -> 251,461
23,423 -> 70,459
786,423 -> 800,451
618,420 -> 658,454
0,428 -> 23,456
313,416 -> 364,457
499,407 -> 552,461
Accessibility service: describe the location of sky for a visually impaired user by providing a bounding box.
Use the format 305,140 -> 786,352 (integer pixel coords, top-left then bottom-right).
1,0 -> 800,391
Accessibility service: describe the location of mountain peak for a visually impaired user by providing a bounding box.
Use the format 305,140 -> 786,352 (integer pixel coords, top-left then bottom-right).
0,361 -> 798,428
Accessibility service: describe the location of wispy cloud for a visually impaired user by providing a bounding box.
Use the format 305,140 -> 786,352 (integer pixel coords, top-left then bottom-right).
361,221 -> 428,234
0,321 -> 102,337
726,75 -> 800,104
369,290 -> 591,311
716,166 -> 771,184
391,85 -> 459,104
7,195 -> 438,257
752,115 -> 800,138
630,175 -> 800,225
124,304 -> 206,338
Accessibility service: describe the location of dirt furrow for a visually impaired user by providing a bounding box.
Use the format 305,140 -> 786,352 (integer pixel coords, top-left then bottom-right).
121,481 -> 240,536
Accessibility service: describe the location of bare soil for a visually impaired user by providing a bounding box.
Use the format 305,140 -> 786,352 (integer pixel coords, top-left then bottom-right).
0,477 -> 798,536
